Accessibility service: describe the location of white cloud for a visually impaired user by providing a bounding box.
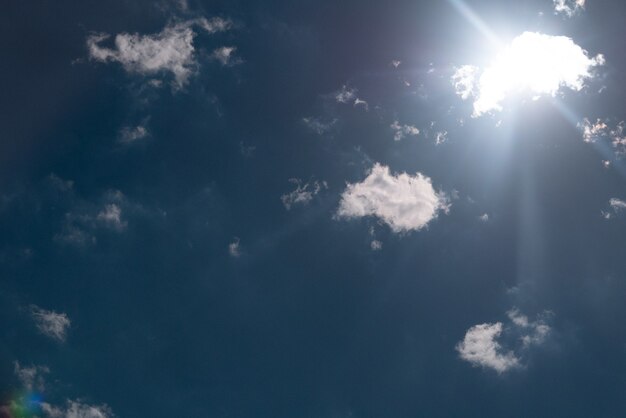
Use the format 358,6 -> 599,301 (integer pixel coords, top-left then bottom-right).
354,98 -> 369,111
479,213 -> 489,222
30,306 -> 71,343
452,65 -> 479,100
370,240 -> 383,251
391,60 -> 401,68
42,400 -> 113,418
457,309 -> 551,373
336,163 -> 449,233
119,124 -> 149,144
211,46 -> 241,66
554,0 -> 586,17
454,32 -> 603,116
281,179 -> 327,210
606,198 -> 626,219
456,322 -> 520,373
390,120 -> 420,141
302,117 -> 337,135
87,18 -> 233,88
228,237 -> 241,257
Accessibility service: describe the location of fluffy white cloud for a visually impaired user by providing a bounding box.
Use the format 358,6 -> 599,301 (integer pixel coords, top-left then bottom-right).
336,164 -> 449,233
87,17 -> 233,87
457,309 -> 551,373
390,120 -> 420,141
281,179 -> 327,210
30,306 -> 71,343
554,0 -> 585,17
454,32 -> 603,116
456,322 -> 520,373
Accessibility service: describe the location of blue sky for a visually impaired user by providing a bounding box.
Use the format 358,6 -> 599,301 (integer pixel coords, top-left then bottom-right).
2,0 -> 626,417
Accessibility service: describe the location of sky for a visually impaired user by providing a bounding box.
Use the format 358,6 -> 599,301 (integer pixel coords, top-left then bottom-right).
2,0 -> 626,417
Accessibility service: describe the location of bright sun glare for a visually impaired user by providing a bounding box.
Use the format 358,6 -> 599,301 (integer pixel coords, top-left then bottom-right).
454,31 -> 604,116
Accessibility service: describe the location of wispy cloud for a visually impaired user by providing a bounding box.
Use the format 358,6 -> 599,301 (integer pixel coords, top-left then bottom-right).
229,237 -> 241,257
87,17 -> 233,88
281,178 -> 327,210
30,306 -> 71,343
302,117 -> 337,135
211,46 -> 242,66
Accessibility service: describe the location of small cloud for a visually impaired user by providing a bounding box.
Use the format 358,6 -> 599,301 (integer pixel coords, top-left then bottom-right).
239,141 -> 256,158
579,118 -> 626,156
87,17 -> 233,88
478,213 -> 489,222
48,174 -> 74,192
451,65 -> 479,100
391,60 -> 401,68
605,198 -> 626,219
390,120 -> 420,141
228,237 -> 241,257
602,160 -> 611,169
354,98 -> 369,111
435,131 -> 448,145
281,178 -> 327,210
370,240 -> 383,251
335,85 -> 357,104
457,308 -> 552,373
96,203 -> 127,231
30,306 -> 71,343
302,117 -> 337,135
211,46 -> 242,66
553,0 -> 585,17
456,322 -> 520,373
336,163 -> 449,233
118,122 -> 149,145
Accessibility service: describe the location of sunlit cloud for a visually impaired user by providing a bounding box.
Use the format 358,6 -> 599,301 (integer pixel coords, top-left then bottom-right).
554,0 -> 586,17
457,308 -> 551,373
87,17 -> 233,88
336,163 -> 449,233
390,120 -> 420,141
453,32 -> 604,117
579,118 -> 626,155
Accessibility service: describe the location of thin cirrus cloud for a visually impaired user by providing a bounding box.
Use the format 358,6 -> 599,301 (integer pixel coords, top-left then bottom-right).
456,308 -> 551,373
452,32 -> 604,116
30,306 -> 71,343
87,17 -> 233,88
553,0 -> 586,17
281,179 -> 327,210
336,163 -> 449,233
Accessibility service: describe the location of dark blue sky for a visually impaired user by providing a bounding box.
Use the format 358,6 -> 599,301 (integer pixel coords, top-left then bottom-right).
2,1 -> 626,417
